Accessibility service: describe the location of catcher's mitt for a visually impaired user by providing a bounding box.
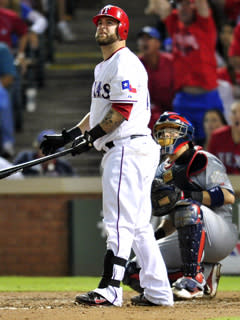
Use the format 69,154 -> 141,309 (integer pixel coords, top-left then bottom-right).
151,178 -> 181,216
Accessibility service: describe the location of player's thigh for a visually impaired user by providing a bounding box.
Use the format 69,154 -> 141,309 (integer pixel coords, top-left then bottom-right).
157,231 -> 182,270
202,206 -> 238,262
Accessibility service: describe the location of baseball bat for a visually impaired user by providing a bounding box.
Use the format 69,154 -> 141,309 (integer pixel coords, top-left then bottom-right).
0,143 -> 84,179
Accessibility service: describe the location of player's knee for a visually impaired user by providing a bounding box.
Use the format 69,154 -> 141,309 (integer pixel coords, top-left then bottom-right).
173,200 -> 203,228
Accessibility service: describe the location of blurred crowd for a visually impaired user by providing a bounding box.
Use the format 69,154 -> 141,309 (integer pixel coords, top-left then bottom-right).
139,0 -> 240,174
2,0 -> 240,177
0,0 -> 76,165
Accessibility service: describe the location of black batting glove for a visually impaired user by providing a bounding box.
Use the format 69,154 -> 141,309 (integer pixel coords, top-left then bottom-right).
71,131 -> 94,156
40,127 -> 81,155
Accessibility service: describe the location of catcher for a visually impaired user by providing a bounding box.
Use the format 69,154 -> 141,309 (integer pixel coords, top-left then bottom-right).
123,111 -> 238,300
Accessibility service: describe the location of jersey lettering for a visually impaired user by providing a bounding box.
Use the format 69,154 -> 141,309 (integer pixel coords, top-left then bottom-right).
93,81 -> 110,99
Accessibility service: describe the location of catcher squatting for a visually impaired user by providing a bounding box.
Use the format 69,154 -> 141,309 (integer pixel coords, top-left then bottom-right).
123,111 -> 238,301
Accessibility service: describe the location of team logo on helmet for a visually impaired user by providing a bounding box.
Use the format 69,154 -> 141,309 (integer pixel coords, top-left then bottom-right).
153,111 -> 194,155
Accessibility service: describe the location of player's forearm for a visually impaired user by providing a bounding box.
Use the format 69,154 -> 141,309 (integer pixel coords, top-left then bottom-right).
74,108 -> 125,144
201,187 -> 235,206
99,108 -> 125,133
76,112 -> 90,133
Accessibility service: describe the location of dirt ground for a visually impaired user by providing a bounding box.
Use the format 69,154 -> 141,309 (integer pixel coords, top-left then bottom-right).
0,291 -> 239,320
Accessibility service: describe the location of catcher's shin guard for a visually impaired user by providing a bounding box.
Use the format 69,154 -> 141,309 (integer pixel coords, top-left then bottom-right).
174,201 -> 205,277
122,261 -> 143,293
98,250 -> 127,288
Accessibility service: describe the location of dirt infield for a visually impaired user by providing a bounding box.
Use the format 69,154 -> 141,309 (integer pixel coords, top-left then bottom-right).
0,291 -> 239,320
0,291 -> 240,320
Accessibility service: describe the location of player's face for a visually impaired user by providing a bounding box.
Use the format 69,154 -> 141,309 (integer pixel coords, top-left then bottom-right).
95,17 -> 119,46
137,34 -> 161,56
177,1 -> 195,25
155,125 -> 180,147
203,111 -> 225,138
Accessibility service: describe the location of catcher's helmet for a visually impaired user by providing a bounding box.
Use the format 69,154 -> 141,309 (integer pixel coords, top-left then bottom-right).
153,111 -> 194,155
93,5 -> 129,40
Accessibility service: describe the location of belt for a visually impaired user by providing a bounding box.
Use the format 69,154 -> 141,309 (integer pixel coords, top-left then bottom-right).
104,135 -> 147,151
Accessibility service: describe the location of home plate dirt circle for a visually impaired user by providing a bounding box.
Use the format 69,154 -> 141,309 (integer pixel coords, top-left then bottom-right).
0,291 -> 239,320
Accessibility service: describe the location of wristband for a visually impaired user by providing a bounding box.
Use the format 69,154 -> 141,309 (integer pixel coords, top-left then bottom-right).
207,186 -> 224,207
88,124 -> 106,141
66,127 -> 82,139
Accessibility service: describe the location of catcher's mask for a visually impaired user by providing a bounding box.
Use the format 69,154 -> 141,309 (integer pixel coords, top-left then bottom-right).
153,111 -> 194,155
92,5 -> 129,40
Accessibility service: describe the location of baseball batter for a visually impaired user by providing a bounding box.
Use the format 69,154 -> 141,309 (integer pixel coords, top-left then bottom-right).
123,111 -> 238,300
40,5 -> 173,307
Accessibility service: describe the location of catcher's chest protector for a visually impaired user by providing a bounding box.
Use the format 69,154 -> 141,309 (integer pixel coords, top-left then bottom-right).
161,150 -> 207,191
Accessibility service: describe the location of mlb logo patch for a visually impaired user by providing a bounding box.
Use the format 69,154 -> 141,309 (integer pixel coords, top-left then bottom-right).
121,80 -> 137,93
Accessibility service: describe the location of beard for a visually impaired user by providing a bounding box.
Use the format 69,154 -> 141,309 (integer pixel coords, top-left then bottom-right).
95,32 -> 118,46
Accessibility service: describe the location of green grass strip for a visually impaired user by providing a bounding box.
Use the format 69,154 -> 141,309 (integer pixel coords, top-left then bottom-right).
0,276 -> 239,292
218,276 -> 240,291
206,318 -> 240,320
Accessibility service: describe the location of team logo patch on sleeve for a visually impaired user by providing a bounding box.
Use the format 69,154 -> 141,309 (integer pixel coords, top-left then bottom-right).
121,80 -> 137,93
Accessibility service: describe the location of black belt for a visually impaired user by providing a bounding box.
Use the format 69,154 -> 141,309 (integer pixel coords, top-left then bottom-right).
105,135 -> 147,151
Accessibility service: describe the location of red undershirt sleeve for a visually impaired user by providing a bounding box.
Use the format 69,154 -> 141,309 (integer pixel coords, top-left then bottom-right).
112,103 -> 133,120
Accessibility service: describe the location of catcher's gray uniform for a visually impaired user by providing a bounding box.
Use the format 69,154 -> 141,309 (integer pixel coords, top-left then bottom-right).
155,148 -> 238,276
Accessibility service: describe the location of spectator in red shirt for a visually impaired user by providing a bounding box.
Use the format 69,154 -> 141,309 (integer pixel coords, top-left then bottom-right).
148,0 -> 224,145
208,101 -> 240,174
137,26 -> 175,130
0,1 -> 28,66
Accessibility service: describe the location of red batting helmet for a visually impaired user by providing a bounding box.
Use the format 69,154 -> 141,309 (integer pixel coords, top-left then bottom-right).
92,5 -> 129,40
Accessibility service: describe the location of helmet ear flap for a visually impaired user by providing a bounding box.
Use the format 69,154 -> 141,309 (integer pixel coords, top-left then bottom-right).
118,21 -> 129,40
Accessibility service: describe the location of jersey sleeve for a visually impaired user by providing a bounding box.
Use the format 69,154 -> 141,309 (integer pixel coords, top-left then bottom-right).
205,153 -> 234,192
112,103 -> 133,120
109,57 -> 139,104
110,78 -> 138,103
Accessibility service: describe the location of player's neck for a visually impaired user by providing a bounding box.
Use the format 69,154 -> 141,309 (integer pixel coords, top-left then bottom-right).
100,41 -> 126,60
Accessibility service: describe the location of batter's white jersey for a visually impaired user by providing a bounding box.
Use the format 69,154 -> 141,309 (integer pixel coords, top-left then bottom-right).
90,47 -> 152,151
